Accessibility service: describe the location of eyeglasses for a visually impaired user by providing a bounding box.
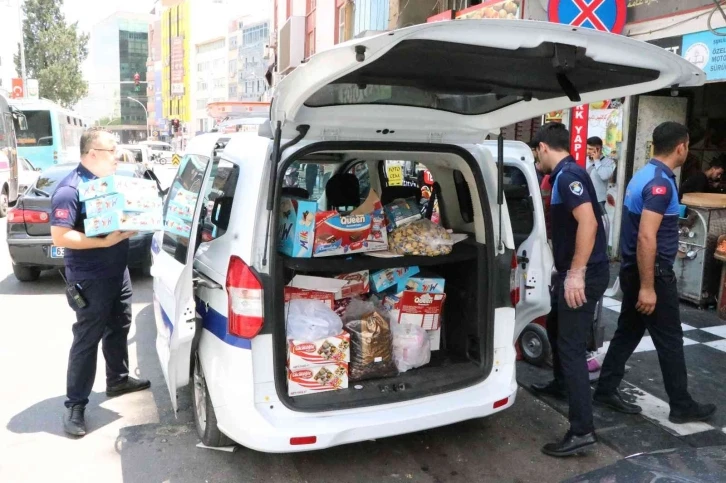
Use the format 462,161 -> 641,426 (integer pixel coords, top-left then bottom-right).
92,148 -> 116,153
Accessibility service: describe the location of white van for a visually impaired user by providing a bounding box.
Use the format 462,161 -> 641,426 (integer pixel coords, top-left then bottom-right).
150,20 -> 702,452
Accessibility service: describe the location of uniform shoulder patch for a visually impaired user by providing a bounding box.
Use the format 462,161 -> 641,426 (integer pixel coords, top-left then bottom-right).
54,209 -> 70,220
652,185 -> 668,196
569,181 -> 583,196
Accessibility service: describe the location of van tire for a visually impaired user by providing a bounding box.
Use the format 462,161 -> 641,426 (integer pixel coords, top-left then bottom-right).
191,352 -> 234,448
0,185 -> 8,218
519,323 -> 550,367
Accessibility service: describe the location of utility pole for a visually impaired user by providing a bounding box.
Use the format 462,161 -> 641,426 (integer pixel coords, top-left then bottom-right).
17,0 -> 26,86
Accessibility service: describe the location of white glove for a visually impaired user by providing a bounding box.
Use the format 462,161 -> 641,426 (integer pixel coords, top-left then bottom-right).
564,267 -> 587,309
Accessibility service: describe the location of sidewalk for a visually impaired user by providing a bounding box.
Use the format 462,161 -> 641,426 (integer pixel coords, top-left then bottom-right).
518,262 -> 726,455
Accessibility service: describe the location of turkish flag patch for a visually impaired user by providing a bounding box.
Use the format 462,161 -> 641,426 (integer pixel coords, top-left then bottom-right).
54,209 -> 70,220
652,186 -> 667,196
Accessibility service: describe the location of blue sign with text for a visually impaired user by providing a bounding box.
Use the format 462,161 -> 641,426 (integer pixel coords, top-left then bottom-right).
682,28 -> 726,82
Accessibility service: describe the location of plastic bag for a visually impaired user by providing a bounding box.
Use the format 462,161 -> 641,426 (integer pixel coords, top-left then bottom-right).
389,218 -> 454,256
391,322 -> 431,373
286,299 -> 343,341
342,297 -> 376,322
344,311 -> 398,382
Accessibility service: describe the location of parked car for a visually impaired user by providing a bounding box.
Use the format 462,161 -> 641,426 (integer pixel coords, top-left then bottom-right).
117,144 -> 153,171
150,20 -> 702,452
17,157 -> 41,195
6,162 -> 164,282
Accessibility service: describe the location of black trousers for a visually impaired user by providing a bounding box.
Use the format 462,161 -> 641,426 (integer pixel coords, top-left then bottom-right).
65,269 -> 133,408
596,265 -> 693,412
547,263 -> 609,435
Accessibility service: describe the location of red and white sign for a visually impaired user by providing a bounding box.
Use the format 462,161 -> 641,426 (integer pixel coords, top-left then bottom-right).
570,104 -> 589,167
11,78 -> 24,99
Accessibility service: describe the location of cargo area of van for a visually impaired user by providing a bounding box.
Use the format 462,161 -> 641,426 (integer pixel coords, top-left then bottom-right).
270,145 -> 509,412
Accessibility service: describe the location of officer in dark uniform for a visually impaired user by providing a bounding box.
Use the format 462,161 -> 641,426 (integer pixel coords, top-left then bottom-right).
51,127 -> 151,437
530,122 -> 610,457
595,122 -> 716,424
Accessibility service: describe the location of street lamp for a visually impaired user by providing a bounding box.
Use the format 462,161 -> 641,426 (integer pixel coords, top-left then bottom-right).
126,96 -> 150,140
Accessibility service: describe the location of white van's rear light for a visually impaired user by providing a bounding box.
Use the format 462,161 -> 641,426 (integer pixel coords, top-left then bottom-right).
226,256 -> 264,338
290,436 -> 317,445
493,397 -> 509,409
510,253 -> 520,306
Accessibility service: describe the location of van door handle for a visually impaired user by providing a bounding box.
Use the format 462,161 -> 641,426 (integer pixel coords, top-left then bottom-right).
193,270 -> 223,290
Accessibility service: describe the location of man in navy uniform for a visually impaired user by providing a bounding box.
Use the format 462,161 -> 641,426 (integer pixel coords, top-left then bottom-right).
595,122 -> 716,424
531,122 -> 610,457
51,127 -> 151,437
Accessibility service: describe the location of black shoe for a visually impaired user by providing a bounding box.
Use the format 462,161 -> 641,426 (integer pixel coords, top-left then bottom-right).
531,380 -> 567,400
541,431 -> 597,457
63,405 -> 86,437
593,390 -> 642,414
669,402 -> 716,424
106,376 -> 151,398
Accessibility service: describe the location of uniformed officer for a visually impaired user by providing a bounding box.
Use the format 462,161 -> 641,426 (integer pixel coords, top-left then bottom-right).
531,122 -> 610,457
595,122 -> 716,424
51,127 -> 151,437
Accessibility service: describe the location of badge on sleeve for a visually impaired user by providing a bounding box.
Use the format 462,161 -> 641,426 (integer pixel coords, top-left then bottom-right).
54,209 -> 70,219
652,186 -> 667,196
569,181 -> 583,196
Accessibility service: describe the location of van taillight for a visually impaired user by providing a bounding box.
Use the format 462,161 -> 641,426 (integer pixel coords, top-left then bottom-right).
510,253 -> 520,306
226,256 -> 264,338
7,209 -> 49,224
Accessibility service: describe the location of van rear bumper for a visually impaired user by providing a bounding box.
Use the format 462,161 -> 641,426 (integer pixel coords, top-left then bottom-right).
214,357 -> 517,453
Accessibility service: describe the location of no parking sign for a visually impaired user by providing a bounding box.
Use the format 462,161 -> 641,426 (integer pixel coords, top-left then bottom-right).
548,0 -> 626,34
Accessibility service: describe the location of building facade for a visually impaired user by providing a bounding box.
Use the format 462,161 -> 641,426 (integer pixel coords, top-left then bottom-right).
193,37 -> 227,133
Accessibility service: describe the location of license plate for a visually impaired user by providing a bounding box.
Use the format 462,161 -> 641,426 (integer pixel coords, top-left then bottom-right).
50,246 -> 65,258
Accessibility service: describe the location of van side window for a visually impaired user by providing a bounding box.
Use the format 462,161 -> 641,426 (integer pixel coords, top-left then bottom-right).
162,154 -> 211,263
453,170 -> 474,223
502,166 -> 534,247
200,159 -> 239,241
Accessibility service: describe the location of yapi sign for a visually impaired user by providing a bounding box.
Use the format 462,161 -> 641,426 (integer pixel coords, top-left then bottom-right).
570,105 -> 589,167
548,0 -> 627,34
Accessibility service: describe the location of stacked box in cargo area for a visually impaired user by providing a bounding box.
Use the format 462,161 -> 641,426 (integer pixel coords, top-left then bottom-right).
78,175 -> 163,237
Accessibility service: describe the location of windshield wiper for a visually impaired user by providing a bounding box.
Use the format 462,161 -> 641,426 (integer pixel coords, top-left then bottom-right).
31,187 -> 50,197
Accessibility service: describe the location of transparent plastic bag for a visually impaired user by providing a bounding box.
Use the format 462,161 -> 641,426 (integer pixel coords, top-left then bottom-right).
389,218 -> 454,256
344,311 -> 398,382
342,297 -> 377,322
391,322 -> 431,373
285,299 -> 343,341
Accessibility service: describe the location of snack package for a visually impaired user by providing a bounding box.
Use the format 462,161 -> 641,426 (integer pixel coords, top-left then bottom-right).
287,363 -> 349,396
85,192 -> 163,217
285,299 -> 344,341
167,199 -> 195,222
287,332 -> 351,369
344,311 -> 398,382
164,214 -> 193,238
78,175 -> 157,202
384,197 -> 422,231
391,322 -> 431,373
383,291 -> 446,331
389,218 -> 454,256
84,210 -> 163,237
397,277 -> 445,294
335,270 -> 370,298
278,196 -> 318,258
370,266 -> 420,293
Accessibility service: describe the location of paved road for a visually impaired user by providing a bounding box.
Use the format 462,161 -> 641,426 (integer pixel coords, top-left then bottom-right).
0,164 -> 622,483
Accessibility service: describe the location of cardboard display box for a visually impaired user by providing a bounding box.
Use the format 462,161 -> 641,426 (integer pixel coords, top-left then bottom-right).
287,333 -> 351,370
84,210 -> 163,237
287,363 -> 349,397
78,175 -> 157,202
85,192 -> 163,218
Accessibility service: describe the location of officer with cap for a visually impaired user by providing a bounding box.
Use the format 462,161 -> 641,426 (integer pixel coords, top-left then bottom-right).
531,122 -> 610,457
51,127 -> 151,437
595,121 -> 716,424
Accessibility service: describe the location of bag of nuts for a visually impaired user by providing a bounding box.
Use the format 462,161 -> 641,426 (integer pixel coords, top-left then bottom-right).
389,218 -> 454,256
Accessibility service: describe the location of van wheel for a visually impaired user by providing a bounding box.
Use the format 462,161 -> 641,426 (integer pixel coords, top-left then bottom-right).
13,264 -> 41,282
0,186 -> 8,218
519,323 -> 551,367
191,352 -> 234,447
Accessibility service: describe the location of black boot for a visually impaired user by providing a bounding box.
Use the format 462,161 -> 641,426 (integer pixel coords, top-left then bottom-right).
593,390 -> 642,414
63,405 -> 86,437
541,431 -> 597,457
669,402 -> 716,424
531,380 -> 567,400
106,376 -> 151,398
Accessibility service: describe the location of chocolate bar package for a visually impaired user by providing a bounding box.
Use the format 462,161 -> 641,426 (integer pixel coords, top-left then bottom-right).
78,175 -> 157,202
84,210 -> 163,237
287,363 -> 349,397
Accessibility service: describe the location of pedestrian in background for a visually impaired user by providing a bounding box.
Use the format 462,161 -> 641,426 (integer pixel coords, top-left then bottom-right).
532,122 -> 610,457
586,137 -> 616,215
50,127 -> 151,437
594,122 -> 716,424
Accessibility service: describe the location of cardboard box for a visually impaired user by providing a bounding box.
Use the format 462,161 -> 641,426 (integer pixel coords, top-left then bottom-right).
85,192 -> 163,217
164,214 -> 193,238
397,277 -> 445,294
335,270 -> 370,298
84,210 -> 163,237
287,332 -> 351,370
284,287 -> 335,309
278,197 -> 318,258
286,275 -> 350,308
370,266 -> 420,293
287,363 -> 349,397
428,328 -> 441,351
78,175 -> 157,202
167,199 -> 195,222
384,291 -> 446,330
313,191 -> 389,257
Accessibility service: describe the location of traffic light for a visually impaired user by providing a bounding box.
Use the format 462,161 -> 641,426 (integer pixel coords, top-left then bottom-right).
172,119 -> 180,133
134,72 -> 140,92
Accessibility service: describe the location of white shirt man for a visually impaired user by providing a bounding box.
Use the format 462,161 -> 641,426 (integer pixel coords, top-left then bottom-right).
586,137 -> 616,213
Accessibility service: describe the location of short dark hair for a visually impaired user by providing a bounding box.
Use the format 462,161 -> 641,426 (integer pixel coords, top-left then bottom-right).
709,159 -> 725,171
652,122 -> 689,157
80,127 -> 110,156
531,122 -> 570,152
587,136 -> 603,148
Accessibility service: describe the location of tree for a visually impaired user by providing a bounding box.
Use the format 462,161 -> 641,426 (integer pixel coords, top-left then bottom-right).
14,0 -> 89,108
